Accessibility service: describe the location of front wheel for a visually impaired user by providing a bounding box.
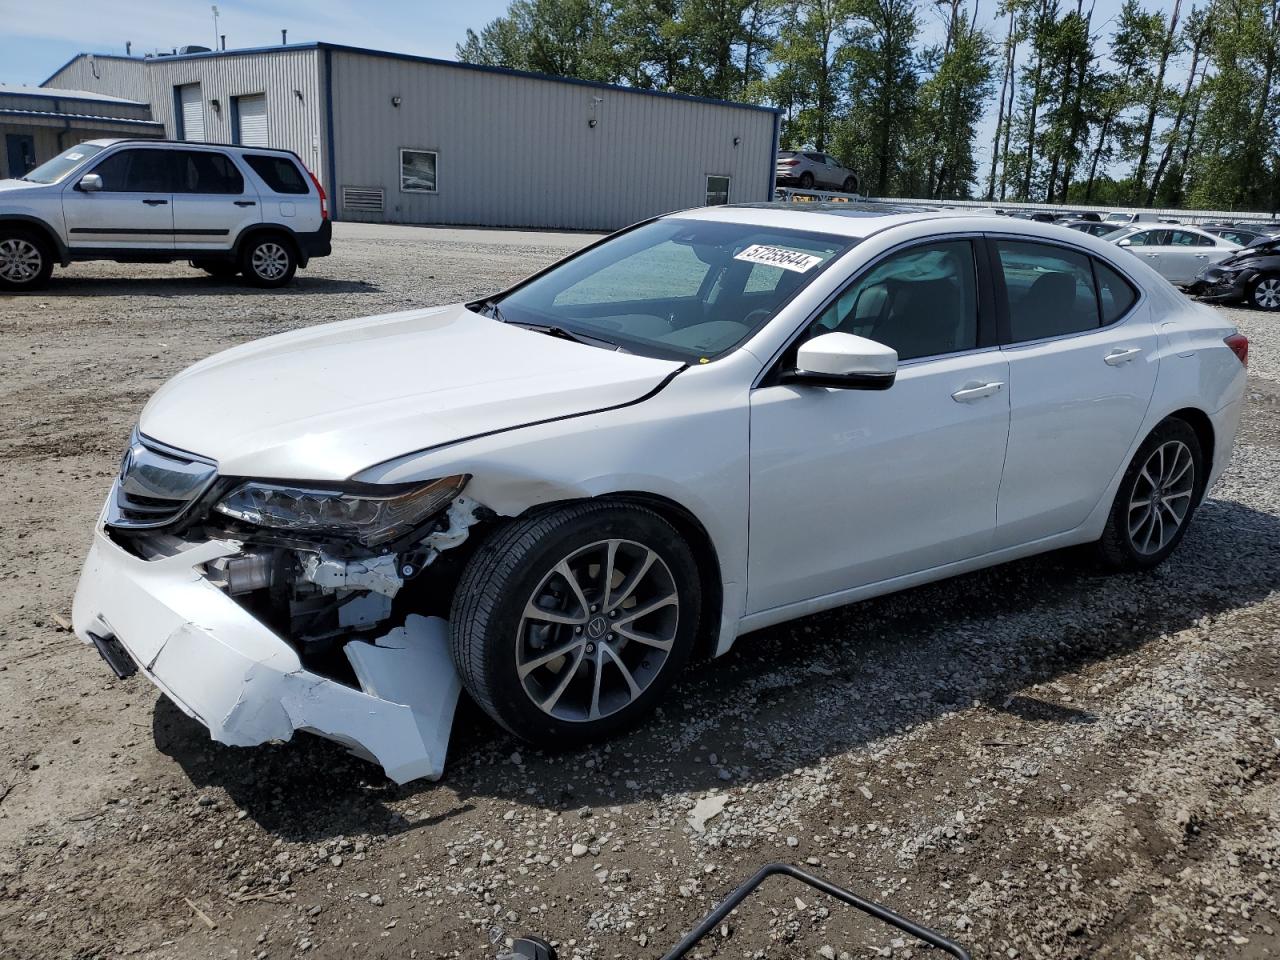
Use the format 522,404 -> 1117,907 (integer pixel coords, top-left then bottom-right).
1249,276 -> 1280,311
1097,418 -> 1203,570
842,176 -> 857,193
240,235 -> 297,287
0,230 -> 54,291
450,502 -> 701,747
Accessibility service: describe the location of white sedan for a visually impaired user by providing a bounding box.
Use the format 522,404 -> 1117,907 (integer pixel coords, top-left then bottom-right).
73,205 -> 1249,782
1108,223 -> 1240,285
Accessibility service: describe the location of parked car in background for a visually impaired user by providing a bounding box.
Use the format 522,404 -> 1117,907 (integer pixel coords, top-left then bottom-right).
1104,212 -> 1158,225
1202,225 -> 1280,247
72,203 -> 1247,782
1108,223 -> 1240,285
0,139 -> 330,291
1062,220 -> 1122,238
1189,234 -> 1280,311
1057,211 -> 1103,222
775,151 -> 859,193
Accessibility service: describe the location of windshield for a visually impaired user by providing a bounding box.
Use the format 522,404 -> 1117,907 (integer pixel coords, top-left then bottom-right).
21,144 -> 105,184
484,218 -> 852,362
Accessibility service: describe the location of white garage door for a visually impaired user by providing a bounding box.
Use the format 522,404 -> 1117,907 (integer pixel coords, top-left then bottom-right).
179,84 -> 204,142
237,94 -> 268,146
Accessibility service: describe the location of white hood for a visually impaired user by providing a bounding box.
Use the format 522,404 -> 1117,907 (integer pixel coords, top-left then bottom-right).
140,304 -> 683,480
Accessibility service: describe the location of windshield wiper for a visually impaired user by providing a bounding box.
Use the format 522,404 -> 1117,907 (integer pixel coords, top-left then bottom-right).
507,319 -> 622,351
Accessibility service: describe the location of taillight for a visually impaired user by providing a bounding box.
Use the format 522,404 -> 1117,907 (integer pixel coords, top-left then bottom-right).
779,159 -> 800,166
306,167 -> 328,220
1225,333 -> 1248,367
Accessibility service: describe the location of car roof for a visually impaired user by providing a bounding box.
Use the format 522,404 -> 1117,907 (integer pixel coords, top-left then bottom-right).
81,138 -> 298,157
670,201 -> 974,238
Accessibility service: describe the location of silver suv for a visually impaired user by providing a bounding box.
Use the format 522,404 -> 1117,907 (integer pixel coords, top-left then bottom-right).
0,139 -> 331,291
775,151 -> 859,193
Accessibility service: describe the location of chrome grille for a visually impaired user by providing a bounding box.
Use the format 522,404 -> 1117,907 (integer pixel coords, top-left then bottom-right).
106,430 -> 218,529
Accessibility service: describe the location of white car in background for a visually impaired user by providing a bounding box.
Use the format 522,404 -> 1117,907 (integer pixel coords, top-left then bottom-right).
1109,223 -> 1240,286
73,204 -> 1249,783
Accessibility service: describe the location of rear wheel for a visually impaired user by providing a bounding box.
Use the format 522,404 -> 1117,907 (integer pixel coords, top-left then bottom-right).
450,502 -> 701,747
1097,418 -> 1203,570
240,234 -> 297,287
1249,276 -> 1280,311
798,171 -> 815,189
0,229 -> 54,291
193,259 -> 239,279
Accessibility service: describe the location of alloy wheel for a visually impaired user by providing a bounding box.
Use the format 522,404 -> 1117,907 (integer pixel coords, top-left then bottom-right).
1127,439 -> 1195,555
0,238 -> 42,284
1253,278 -> 1280,310
516,538 -> 679,722
250,242 -> 289,280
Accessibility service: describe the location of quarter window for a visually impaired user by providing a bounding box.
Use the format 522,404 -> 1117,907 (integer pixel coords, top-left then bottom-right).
807,239 -> 979,361
1094,260 -> 1138,324
244,154 -> 308,194
995,240 -> 1099,342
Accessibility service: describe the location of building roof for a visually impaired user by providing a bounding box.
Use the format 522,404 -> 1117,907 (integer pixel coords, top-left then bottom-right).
0,108 -> 161,127
0,81 -> 149,106
43,43 -> 781,116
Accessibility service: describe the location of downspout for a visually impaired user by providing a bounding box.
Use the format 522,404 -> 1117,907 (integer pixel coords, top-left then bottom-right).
767,109 -> 780,200
323,46 -> 339,222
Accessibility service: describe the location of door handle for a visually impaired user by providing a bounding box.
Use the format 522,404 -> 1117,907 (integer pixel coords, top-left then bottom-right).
234,200 -> 256,207
1104,347 -> 1143,366
142,198 -> 168,206
951,381 -> 1004,403
1194,254 -> 1208,259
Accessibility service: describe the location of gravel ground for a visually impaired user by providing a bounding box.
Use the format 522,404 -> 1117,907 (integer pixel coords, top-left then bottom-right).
1,222 -> 1277,960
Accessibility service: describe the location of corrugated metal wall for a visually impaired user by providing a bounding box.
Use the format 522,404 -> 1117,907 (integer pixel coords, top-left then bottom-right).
0,121 -> 163,177
44,56 -> 151,104
143,50 -> 325,181
328,50 -> 776,230
0,89 -> 153,121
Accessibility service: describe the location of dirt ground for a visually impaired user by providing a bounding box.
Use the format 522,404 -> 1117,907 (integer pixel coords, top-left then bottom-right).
1,222 -> 1278,960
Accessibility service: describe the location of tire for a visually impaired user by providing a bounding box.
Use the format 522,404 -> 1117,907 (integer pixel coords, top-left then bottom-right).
842,176 -> 857,193
240,234 -> 297,287
1096,418 -> 1204,571
193,259 -> 240,279
1248,275 -> 1280,311
450,501 -> 702,747
0,228 -> 54,291
798,171 -> 815,189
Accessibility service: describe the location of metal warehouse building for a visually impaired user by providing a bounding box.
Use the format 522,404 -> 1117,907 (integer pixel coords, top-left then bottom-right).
42,43 -> 779,231
0,84 -> 162,179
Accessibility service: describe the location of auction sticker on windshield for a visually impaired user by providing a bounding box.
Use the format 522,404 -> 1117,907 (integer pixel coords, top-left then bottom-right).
734,244 -> 824,273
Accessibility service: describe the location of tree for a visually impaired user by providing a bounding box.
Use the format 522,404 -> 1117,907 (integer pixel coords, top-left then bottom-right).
907,0 -> 995,198
456,0 -> 622,82
838,0 -> 921,194
1129,0 -> 1183,201
766,0 -> 853,151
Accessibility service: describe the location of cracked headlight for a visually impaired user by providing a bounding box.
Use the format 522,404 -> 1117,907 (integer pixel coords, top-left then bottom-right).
214,475 -> 469,547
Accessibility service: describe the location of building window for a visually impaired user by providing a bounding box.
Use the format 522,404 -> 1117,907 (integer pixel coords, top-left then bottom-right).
705,175 -> 730,206
400,149 -> 437,193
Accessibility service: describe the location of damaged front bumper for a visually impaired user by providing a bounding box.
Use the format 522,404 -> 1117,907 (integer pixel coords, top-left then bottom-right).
71,526 -> 460,783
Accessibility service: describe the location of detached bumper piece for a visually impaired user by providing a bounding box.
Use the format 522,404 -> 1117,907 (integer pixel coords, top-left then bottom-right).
72,529 -> 461,783
88,631 -> 138,680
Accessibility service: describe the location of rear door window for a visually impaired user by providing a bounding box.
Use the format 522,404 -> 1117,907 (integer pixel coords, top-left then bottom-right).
244,154 -> 309,194
995,240 -> 1100,342
172,150 -> 244,194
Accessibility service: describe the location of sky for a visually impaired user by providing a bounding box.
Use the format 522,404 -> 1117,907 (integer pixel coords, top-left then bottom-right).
0,0 -> 1183,189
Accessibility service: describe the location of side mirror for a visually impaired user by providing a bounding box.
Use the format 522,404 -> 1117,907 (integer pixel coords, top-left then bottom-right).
1116,237 -> 1132,247
783,332 -> 897,390
78,173 -> 103,192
